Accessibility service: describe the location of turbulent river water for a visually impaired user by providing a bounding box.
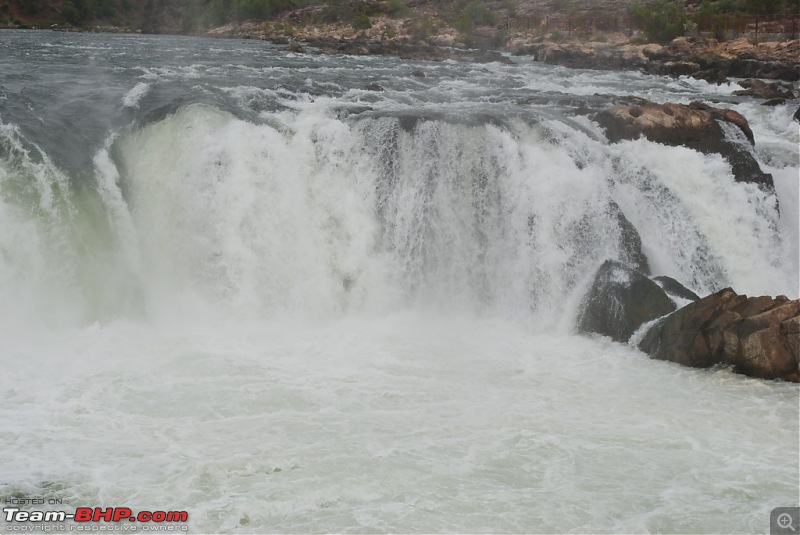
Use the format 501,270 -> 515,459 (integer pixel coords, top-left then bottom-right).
0,30 -> 798,533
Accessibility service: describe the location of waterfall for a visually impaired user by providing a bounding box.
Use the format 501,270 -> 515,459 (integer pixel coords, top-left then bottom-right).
0,102 -> 792,328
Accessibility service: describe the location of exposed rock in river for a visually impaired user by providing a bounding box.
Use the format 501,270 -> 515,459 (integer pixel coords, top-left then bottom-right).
638,289 -> 800,382
301,37 -> 513,64
576,264 -> 798,382
608,201 -> 650,275
653,276 -> 701,303
576,260 -> 676,344
513,37 -> 800,83
733,79 -> 798,100
594,98 -> 774,190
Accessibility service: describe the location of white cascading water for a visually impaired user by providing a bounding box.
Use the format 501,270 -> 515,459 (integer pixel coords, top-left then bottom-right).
0,31 -> 797,534
87,104 -> 792,326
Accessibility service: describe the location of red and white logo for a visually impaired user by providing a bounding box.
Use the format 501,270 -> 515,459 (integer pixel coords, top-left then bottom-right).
4,507 -> 189,531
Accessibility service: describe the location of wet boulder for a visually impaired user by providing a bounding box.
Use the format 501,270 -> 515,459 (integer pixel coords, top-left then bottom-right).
733,79 -> 798,100
653,275 -> 700,303
576,260 -> 676,343
594,98 -> 773,190
609,202 -> 650,275
638,288 -> 800,382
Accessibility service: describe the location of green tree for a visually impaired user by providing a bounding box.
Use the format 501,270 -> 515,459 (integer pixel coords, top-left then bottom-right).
62,1 -> 84,24
20,0 -> 46,16
352,12 -> 371,29
234,0 -> 270,19
387,0 -> 410,18
454,1 -> 497,33
205,0 -> 231,25
629,0 -> 686,43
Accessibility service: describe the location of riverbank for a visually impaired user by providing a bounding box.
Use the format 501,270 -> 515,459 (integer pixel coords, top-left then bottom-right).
202,17 -> 799,84
3,16 -> 799,86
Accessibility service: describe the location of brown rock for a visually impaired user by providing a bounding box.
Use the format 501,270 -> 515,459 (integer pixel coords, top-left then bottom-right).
594,98 -> 772,189
733,79 -> 798,100
689,101 -> 755,145
514,37 -> 797,82
639,289 -> 800,382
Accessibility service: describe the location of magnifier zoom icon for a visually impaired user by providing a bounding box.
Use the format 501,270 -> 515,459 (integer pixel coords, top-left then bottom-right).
778,513 -> 796,531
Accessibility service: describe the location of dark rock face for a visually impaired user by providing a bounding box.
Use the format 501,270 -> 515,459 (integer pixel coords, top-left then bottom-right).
285,42 -> 307,54
594,98 -> 773,190
609,201 -> 650,275
726,58 -> 800,81
638,288 -> 800,382
576,260 -> 676,343
653,276 -> 700,302
793,107 -> 800,124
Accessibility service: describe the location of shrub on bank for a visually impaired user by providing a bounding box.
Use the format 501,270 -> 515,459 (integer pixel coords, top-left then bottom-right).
629,0 -> 686,43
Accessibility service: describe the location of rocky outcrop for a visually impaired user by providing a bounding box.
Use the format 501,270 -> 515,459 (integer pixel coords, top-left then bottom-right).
516,41 -> 654,71
638,289 -> 800,382
513,37 -> 800,83
733,79 -> 798,100
594,98 -> 773,190
576,263 -> 799,382
303,37 -> 513,63
576,260 -> 676,343
644,37 -> 800,82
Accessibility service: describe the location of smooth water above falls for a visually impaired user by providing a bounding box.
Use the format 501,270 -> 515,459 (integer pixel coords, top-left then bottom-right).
0,30 -> 798,533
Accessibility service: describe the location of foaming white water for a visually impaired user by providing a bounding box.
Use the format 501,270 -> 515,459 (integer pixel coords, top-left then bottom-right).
100,104 -> 795,327
113,104 -> 385,320
0,123 -> 84,326
3,101 -> 793,328
772,165 -> 800,296
613,139 -> 789,296
2,315 -> 797,533
122,82 -> 151,109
